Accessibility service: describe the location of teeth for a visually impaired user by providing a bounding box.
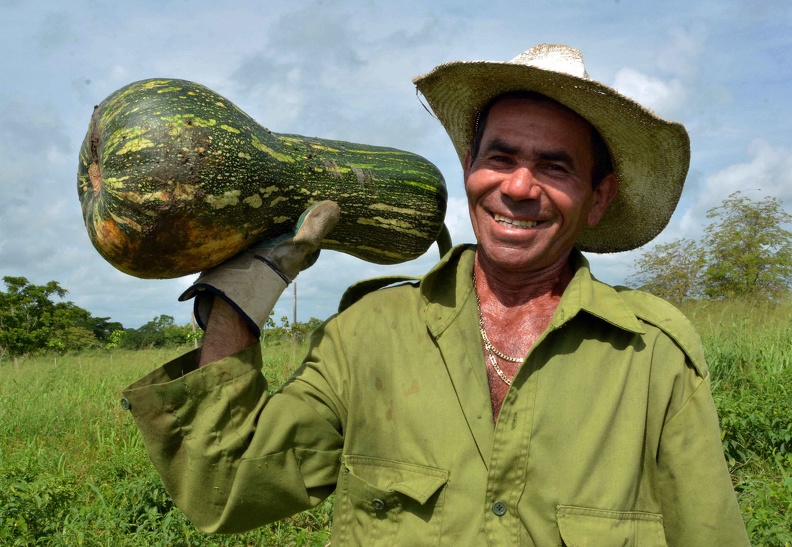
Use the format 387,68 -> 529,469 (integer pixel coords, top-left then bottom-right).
494,213 -> 538,228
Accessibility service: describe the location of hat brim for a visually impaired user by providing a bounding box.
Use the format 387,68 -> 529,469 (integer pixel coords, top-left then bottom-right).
413,59 -> 690,253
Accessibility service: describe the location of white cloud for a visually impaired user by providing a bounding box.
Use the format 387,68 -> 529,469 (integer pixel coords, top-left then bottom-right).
612,68 -> 687,117
668,139 -> 792,248
697,139 -> 792,210
109,65 -> 130,84
656,27 -> 705,78
444,196 -> 475,246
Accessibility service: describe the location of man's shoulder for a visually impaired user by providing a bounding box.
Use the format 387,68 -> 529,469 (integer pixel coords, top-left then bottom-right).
610,284 -> 708,377
611,284 -> 689,326
338,275 -> 423,313
337,244 -> 474,313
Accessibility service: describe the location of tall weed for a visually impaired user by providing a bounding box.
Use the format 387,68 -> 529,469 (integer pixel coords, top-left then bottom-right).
683,298 -> 792,545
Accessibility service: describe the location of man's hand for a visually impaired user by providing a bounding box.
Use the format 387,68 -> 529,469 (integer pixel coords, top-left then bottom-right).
178,200 -> 341,365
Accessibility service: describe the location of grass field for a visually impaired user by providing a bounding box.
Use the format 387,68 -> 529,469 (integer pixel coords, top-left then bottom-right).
1,300 -> 790,546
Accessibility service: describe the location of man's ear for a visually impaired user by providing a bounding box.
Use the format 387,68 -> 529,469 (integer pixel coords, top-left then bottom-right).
587,173 -> 618,226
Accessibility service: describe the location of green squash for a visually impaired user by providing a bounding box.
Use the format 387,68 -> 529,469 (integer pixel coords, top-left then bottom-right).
77,79 -> 448,279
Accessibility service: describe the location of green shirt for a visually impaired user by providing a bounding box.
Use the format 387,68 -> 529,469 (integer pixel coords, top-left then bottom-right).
123,245 -> 748,546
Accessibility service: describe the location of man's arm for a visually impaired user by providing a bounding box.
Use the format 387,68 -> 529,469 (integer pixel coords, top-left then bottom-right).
198,296 -> 257,367
122,201 -> 345,532
655,366 -> 750,545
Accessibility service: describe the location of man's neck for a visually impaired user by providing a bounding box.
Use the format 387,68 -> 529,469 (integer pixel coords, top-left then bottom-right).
473,250 -> 575,308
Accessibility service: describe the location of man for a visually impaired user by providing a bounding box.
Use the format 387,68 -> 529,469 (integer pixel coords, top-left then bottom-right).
123,45 -> 749,545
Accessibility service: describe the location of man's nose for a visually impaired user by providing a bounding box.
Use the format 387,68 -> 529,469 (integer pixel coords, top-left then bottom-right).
500,166 -> 541,200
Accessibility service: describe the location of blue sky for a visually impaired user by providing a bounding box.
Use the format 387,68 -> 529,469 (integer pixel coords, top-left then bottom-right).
1,0 -> 790,328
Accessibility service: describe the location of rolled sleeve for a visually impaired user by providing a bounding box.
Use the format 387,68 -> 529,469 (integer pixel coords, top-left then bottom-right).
122,342 -> 344,533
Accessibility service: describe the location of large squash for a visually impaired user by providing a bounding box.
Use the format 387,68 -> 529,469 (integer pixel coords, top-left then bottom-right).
77,78 -> 448,279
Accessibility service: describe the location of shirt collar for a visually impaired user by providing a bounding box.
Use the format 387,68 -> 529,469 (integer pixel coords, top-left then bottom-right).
420,245 -> 644,337
553,250 -> 645,334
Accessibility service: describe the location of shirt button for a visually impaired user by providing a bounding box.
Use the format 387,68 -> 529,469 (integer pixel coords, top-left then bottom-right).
371,498 -> 386,511
492,500 -> 507,516
120,397 -> 131,411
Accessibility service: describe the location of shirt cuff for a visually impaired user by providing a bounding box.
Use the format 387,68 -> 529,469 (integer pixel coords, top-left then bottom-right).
120,343 -> 263,414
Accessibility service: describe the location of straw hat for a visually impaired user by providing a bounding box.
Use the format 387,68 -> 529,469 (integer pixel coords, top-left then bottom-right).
413,44 -> 690,253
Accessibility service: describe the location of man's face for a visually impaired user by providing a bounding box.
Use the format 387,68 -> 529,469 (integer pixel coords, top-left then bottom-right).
464,97 -> 616,275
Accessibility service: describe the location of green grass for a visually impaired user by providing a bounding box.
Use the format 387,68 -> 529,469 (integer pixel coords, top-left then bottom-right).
1,302 -> 791,545
681,299 -> 792,546
0,343 -> 332,546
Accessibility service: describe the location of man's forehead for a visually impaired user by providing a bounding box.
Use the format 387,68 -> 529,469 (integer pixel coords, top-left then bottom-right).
482,100 -> 594,148
485,94 -> 594,131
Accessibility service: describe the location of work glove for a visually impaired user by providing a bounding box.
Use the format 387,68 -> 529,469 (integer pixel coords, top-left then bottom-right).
179,200 -> 340,337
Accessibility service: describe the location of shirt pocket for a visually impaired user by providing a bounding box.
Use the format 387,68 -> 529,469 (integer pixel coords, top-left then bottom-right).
334,455 -> 449,546
556,505 -> 667,547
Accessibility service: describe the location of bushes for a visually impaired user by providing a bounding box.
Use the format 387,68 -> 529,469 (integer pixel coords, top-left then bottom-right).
110,315 -> 201,350
0,471 -> 77,542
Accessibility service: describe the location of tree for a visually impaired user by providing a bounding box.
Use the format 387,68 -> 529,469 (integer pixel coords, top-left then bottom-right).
48,301 -> 113,351
702,192 -> 792,300
0,277 -> 123,365
626,238 -> 706,303
627,193 -> 792,302
0,276 -> 69,363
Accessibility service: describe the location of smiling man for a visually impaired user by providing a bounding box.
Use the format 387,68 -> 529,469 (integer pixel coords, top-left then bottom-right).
462,93 -> 618,419
123,45 -> 749,545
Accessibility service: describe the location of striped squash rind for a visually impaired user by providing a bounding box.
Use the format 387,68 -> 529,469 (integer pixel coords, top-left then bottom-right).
77,78 -> 448,279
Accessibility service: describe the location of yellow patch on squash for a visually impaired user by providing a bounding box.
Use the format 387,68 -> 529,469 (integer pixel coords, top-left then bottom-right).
309,143 -> 341,152
350,243 -> 404,260
368,203 -> 429,216
206,190 -> 241,209
160,114 -> 217,128
251,136 -> 294,163
116,137 -> 155,155
244,194 -> 263,208
260,185 -> 279,198
357,217 -> 427,238
141,80 -> 173,89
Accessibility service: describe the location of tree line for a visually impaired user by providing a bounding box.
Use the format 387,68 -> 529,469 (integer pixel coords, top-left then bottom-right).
0,280 -> 323,365
0,275 -> 201,364
627,192 -> 792,303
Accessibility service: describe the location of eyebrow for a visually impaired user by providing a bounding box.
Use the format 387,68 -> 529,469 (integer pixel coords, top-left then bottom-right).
536,150 -> 576,169
481,138 -> 577,170
480,138 -> 520,157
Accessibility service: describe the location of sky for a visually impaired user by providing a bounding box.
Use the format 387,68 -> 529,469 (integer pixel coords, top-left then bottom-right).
1,0 -> 790,329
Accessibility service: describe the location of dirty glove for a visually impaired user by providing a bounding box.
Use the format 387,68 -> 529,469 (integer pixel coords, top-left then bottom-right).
179,200 -> 340,337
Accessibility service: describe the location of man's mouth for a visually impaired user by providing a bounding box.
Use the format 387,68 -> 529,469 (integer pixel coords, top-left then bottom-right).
493,213 -> 538,229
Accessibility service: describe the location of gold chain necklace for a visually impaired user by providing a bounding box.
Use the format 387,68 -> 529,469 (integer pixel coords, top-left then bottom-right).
473,270 -> 525,386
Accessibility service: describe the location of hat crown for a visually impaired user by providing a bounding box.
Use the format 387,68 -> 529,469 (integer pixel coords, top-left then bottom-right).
509,44 -> 589,79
